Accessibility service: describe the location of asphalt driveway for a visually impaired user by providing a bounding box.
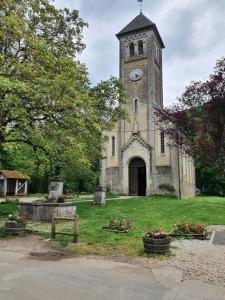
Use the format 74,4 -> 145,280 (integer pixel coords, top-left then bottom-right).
0,236 -> 225,300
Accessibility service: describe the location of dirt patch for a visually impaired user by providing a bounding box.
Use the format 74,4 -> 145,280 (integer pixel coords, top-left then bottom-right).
0,235 -> 51,255
29,251 -> 75,261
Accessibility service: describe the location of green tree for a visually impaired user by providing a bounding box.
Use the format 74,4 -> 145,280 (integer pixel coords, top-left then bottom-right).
0,0 -> 126,188
196,162 -> 225,196
155,58 -> 225,196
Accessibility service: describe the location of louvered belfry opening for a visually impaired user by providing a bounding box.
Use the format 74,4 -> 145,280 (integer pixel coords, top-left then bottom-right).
129,158 -> 146,196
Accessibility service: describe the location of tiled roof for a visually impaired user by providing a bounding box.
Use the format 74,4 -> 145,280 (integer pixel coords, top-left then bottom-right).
116,13 -> 165,48
0,170 -> 30,180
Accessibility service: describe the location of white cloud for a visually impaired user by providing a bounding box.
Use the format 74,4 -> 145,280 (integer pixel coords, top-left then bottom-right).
54,0 -> 78,9
164,45 -> 225,106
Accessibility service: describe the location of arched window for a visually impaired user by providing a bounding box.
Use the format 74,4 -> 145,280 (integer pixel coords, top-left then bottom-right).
129,43 -> 135,57
134,99 -> 138,113
138,40 -> 144,55
160,132 -> 165,154
112,136 -> 115,156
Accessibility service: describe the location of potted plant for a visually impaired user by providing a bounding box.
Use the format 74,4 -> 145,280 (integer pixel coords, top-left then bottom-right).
143,228 -> 171,254
5,214 -> 28,235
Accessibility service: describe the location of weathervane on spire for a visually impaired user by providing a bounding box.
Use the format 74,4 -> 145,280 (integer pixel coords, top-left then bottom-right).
138,0 -> 143,14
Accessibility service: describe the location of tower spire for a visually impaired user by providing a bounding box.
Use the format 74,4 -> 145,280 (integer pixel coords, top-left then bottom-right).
137,0 -> 143,14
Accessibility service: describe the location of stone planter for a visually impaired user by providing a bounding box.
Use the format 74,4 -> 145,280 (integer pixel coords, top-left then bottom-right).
5,222 -> 26,235
143,236 -> 171,254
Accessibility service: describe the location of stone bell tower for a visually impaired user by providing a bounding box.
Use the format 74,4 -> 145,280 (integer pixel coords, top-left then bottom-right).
116,12 -> 164,151
101,10 -> 196,198
116,12 -> 165,196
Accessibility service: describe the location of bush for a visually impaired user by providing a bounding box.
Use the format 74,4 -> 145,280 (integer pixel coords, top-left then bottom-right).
159,184 -> 175,193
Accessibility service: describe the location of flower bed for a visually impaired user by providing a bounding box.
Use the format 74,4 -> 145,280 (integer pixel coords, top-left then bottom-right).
171,222 -> 208,239
102,218 -> 134,233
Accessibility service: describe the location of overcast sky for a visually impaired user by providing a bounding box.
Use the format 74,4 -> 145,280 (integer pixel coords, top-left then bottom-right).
54,0 -> 225,106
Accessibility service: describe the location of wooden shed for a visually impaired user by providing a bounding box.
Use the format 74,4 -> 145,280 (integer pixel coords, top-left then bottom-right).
0,170 -> 30,197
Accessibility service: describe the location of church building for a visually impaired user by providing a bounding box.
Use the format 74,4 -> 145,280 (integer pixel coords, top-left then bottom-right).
100,11 -> 196,199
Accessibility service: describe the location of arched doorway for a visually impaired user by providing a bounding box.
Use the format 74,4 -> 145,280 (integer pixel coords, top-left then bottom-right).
129,158 -> 146,196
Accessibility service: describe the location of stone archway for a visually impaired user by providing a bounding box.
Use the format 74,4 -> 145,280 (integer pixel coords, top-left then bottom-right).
129,158 -> 146,196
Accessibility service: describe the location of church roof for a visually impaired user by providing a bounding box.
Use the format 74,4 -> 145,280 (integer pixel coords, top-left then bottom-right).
116,13 -> 165,48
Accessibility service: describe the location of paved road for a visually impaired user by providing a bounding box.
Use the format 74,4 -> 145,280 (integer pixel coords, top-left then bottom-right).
0,237 -> 225,300
0,252 -> 167,300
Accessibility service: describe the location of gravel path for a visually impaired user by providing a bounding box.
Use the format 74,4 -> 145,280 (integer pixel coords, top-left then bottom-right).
170,239 -> 225,287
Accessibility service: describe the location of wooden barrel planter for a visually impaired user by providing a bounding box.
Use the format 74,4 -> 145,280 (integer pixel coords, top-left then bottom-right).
5,223 -> 26,235
143,237 -> 171,254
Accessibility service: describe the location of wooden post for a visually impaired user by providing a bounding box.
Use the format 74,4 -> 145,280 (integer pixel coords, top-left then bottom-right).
3,178 -> 7,197
51,213 -> 56,240
51,214 -> 79,243
15,179 -> 18,196
24,181 -> 28,195
73,215 -> 79,243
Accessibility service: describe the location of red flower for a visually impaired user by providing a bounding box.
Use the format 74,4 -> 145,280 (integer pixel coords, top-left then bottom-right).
184,223 -> 190,229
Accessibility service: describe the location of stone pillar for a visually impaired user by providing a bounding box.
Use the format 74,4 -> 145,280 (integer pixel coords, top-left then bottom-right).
94,157 -> 107,205
48,181 -> 64,202
99,157 -> 107,187
93,186 -> 106,205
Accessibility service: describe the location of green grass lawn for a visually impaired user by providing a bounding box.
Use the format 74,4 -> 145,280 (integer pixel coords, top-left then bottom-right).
0,195 -> 225,256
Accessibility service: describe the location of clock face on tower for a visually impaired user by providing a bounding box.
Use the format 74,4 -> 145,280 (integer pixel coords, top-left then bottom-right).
129,68 -> 143,82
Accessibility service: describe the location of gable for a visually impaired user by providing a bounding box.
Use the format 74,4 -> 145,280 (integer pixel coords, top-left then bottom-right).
122,133 -> 151,153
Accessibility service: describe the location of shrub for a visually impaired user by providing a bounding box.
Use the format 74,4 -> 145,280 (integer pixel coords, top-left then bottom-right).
159,183 -> 175,192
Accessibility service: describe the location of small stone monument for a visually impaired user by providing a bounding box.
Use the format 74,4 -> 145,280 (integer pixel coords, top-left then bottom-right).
48,166 -> 64,202
94,157 -> 107,205
94,185 -> 106,205
48,181 -> 64,202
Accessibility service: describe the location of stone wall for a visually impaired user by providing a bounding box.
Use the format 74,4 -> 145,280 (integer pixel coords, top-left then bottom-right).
17,202 -> 76,223
105,167 -> 120,194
